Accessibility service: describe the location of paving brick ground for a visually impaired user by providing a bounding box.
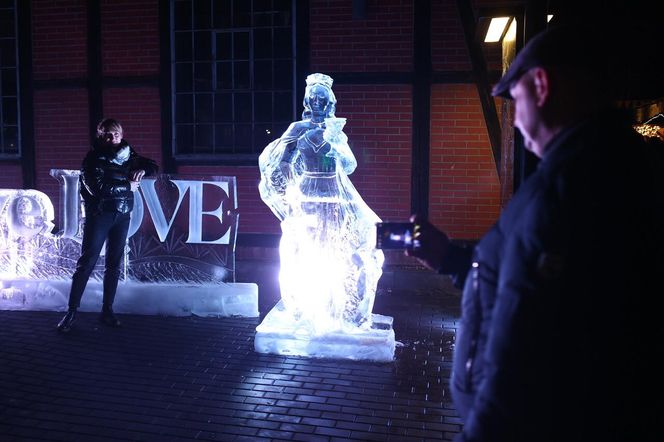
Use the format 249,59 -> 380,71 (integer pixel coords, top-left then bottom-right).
0,264 -> 462,441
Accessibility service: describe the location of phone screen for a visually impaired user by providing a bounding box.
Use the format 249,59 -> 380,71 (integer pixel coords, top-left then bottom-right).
375,222 -> 418,249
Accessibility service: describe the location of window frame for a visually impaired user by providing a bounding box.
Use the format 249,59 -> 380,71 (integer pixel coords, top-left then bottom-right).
169,0 -> 299,163
0,0 -> 21,160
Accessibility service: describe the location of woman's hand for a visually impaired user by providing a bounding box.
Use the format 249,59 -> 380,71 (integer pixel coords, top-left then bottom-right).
130,169 -> 146,181
129,169 -> 145,192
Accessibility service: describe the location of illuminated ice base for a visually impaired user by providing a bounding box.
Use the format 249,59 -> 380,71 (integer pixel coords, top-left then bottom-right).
0,279 -> 259,317
254,300 -> 395,362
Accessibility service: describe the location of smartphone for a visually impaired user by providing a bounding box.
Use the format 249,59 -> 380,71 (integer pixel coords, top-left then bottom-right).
375,222 -> 419,250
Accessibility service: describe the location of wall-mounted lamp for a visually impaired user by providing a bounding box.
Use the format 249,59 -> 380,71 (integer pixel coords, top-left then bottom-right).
484,17 -> 511,42
482,14 -> 552,43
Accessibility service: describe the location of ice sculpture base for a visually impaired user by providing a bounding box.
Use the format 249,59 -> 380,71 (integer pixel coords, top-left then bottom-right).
0,279 -> 259,318
254,300 -> 395,362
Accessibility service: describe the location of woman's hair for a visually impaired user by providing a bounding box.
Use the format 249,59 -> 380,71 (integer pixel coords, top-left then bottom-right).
96,118 -> 123,138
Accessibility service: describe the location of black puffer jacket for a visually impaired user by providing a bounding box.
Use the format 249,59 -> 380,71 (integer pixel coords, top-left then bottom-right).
80,139 -> 158,215
444,111 -> 664,442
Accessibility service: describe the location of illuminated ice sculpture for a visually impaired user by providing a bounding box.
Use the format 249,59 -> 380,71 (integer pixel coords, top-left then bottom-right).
255,73 -> 394,361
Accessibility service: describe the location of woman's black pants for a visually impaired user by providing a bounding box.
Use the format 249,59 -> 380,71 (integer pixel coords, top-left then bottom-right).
67,211 -> 131,310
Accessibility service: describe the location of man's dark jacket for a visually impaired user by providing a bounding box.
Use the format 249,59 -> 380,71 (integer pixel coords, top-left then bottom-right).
80,139 -> 158,215
442,111 -> 663,441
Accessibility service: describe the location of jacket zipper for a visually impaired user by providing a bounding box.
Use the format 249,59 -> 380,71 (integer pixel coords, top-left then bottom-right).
465,261 -> 481,391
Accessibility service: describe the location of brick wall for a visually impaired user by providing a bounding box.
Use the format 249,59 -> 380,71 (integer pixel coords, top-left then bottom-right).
431,0 -> 471,72
1,0 -> 508,243
431,0 -> 502,74
333,84 -> 412,222
100,0 -> 162,176
31,0 -> 87,80
101,0 -> 160,76
430,0 -> 503,239
429,84 -> 500,239
103,87 -> 162,168
310,0 -> 413,72
30,0 -> 90,214
0,164 -> 23,189
25,0 -> 163,227
33,89 -> 89,210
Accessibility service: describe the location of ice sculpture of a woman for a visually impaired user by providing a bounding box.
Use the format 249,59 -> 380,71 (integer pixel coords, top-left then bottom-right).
259,73 -> 384,333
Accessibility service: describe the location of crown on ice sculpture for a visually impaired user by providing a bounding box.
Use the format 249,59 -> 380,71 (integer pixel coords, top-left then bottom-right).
306,73 -> 333,89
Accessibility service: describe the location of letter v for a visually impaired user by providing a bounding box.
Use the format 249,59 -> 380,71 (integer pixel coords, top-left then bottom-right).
141,179 -> 190,242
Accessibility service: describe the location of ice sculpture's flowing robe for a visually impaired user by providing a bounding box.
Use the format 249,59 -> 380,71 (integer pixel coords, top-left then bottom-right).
259,119 -> 384,333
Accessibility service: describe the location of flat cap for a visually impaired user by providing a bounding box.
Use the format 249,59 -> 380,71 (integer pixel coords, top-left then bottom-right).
492,26 -> 599,99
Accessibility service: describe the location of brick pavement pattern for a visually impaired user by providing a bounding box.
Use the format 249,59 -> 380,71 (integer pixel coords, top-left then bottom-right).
0,270 -> 462,441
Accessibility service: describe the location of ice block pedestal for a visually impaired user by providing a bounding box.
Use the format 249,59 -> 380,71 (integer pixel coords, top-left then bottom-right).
254,300 -> 395,362
0,279 -> 259,318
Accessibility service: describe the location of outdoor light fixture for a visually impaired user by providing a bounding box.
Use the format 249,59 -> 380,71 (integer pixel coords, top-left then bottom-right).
483,14 -> 552,43
484,17 -> 511,42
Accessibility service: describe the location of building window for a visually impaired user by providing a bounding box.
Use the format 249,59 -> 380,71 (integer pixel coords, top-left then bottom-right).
0,0 -> 19,158
172,0 -> 296,159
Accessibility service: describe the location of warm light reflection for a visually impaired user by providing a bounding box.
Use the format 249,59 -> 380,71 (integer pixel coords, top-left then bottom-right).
504,17 -> 517,42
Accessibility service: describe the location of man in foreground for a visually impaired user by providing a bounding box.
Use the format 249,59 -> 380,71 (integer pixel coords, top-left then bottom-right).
409,25 -> 663,441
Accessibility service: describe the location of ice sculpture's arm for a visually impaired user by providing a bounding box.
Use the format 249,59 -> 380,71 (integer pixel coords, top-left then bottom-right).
258,121 -> 311,220
279,121 -> 309,178
324,129 -> 357,174
258,138 -> 288,220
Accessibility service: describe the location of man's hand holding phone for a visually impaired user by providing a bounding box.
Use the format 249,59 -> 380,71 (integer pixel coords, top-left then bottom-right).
404,214 -> 451,272
376,222 -> 419,250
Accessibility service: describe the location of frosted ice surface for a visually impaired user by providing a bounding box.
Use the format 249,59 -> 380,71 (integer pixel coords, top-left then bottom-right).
0,279 -> 258,317
255,300 -> 395,362
256,73 -> 394,360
